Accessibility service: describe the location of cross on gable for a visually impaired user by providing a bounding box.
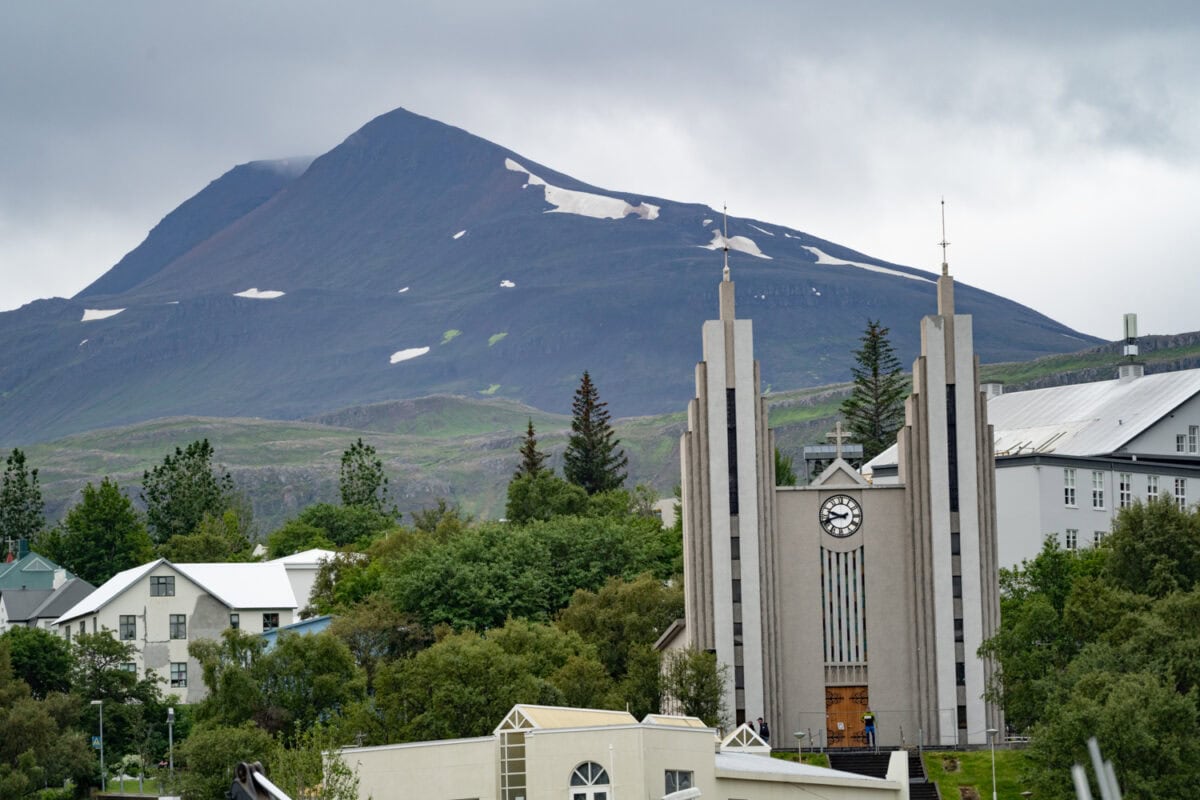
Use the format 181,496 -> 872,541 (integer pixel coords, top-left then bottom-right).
826,421 -> 850,459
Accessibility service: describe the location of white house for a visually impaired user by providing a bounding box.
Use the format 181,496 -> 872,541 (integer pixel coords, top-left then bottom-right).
341,704 -> 910,800
867,365 -> 1200,567
53,550 -> 335,702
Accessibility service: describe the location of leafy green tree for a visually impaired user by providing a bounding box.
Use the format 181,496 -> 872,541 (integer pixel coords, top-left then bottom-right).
409,498 -> 471,539
0,626 -> 74,699
327,596 -> 431,695
661,647 -> 729,728
159,507 -> 254,563
514,418 -> 549,479
1103,495 -> 1200,597
71,632 -> 167,769
774,447 -> 797,486
339,438 -> 395,516
0,448 -> 44,543
505,470 -> 587,524
266,520 -> 333,559
272,724 -> 360,800
52,478 -> 154,586
189,629 -> 267,730
141,439 -> 236,544
176,722 -> 277,800
839,320 -> 907,461
256,633 -> 364,742
563,371 -> 627,495
557,574 -> 684,679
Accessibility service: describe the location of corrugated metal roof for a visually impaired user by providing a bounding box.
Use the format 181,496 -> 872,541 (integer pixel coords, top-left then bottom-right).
641,713 -> 710,729
267,548 -> 339,566
987,369 -> 1200,456
55,560 -> 162,623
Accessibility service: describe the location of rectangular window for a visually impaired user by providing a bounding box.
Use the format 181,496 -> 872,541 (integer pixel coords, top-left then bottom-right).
1175,478 -> 1187,510
1148,475 -> 1159,499
170,662 -> 187,688
1119,473 -> 1132,508
952,575 -> 962,598
1190,425 -> 1199,453
169,614 -> 187,639
730,536 -> 740,560
79,622 -> 86,638
150,575 -> 175,597
119,615 -> 136,641
1064,468 -> 1077,506
229,613 -> 240,630
731,579 -> 742,604
120,663 -> 137,674
954,617 -> 964,643
733,621 -> 743,645
950,532 -> 961,555
665,771 -> 694,794
1091,471 -> 1105,509
1178,434 -> 1187,453
1065,529 -> 1078,551
1094,530 -> 1105,546
956,661 -> 966,686
735,665 -> 745,689
263,613 -> 280,631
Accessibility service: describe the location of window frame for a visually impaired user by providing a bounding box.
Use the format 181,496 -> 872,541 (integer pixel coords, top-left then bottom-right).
1147,475 -> 1159,499
665,770 -> 694,795
262,612 -> 280,632
1063,468 -> 1077,507
1065,528 -> 1078,551
229,613 -> 240,630
169,614 -> 187,640
169,662 -> 188,688
1091,470 -> 1105,509
150,575 -> 175,597
1175,478 -> 1187,510
119,615 -> 136,641
1118,472 -> 1132,509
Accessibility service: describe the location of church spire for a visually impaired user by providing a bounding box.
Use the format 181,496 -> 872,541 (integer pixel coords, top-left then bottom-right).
719,203 -> 736,321
937,198 -> 955,316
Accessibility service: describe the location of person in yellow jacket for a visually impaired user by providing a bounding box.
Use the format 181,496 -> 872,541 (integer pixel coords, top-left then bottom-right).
861,710 -> 876,748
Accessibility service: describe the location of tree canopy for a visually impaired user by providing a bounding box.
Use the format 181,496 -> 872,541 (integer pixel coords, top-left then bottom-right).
0,448 -> 44,543
339,438 -> 395,517
141,439 -> 237,544
47,477 -> 155,586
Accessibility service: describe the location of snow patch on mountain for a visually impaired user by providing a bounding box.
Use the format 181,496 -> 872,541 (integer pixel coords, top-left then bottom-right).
81,308 -> 125,322
703,219 -> 713,226
398,287 -> 409,293
390,347 -> 430,364
749,224 -> 775,237
505,159 -> 659,221
802,247 -> 931,283
453,230 -> 466,239
701,231 -> 771,260
500,280 -> 516,288
234,288 -> 286,299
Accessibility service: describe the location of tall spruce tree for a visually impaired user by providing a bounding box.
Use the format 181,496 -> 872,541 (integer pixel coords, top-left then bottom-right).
340,438 -> 396,516
514,419 -> 549,479
839,320 -> 908,461
141,439 -> 236,544
0,448 -> 45,543
563,371 -> 627,495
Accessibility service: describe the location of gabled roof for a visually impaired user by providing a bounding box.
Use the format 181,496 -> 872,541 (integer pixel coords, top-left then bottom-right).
721,723 -> 770,753
986,369 -> 1200,456
54,559 -> 298,624
494,705 -> 636,734
641,713 -> 710,729
267,548 -> 339,567
27,577 -> 95,621
0,588 -> 53,622
0,552 -> 61,588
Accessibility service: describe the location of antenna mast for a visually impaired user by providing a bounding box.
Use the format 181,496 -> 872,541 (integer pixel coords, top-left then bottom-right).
938,197 -> 950,275
722,203 -> 731,281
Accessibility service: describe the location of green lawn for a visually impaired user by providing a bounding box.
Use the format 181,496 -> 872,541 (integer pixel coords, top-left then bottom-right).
772,751 -> 831,768
922,749 -> 1030,799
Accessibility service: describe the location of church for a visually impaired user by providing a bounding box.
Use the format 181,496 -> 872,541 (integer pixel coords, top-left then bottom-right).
672,252 -> 1002,748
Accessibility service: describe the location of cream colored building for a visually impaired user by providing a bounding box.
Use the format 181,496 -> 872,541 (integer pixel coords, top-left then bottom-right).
53,549 -> 335,702
341,704 -> 910,800
677,261 -> 1001,748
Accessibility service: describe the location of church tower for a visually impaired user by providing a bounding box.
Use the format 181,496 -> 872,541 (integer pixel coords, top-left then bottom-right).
679,262 -> 777,726
676,216 -> 1000,746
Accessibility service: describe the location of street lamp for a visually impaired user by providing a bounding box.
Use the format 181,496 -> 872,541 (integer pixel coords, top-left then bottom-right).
793,730 -> 807,755
986,727 -> 999,800
167,707 -> 175,787
90,700 -> 105,792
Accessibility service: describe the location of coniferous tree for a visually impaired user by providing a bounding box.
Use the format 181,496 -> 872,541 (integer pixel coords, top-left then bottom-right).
839,320 -> 908,461
563,371 -> 627,495
141,439 -> 236,544
339,438 -> 396,517
0,448 -> 45,543
514,419 -> 549,479
774,447 -> 798,487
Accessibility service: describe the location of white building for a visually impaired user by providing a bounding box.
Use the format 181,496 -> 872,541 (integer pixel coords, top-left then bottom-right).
868,366 -> 1200,567
53,549 -> 335,702
341,704 -> 910,800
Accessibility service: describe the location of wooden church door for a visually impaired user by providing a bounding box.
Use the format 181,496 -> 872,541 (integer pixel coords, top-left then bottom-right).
825,685 -> 869,748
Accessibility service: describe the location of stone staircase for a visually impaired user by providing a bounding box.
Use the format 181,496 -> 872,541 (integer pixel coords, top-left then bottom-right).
826,749 -> 940,799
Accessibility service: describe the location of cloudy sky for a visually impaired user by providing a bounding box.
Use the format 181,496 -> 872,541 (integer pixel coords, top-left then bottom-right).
2,1 -> 1198,339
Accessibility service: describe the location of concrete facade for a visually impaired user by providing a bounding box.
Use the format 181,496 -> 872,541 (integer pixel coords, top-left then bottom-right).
678,263 -> 1001,748
342,704 -> 909,800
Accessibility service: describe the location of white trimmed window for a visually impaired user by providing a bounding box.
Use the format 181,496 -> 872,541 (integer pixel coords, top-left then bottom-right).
1119,473 -> 1132,508
570,762 -> 610,800
1064,468 -> 1077,506
1178,434 -> 1187,453
120,663 -> 137,674
1065,529 -> 1078,551
1094,530 -> 1105,546
1175,478 -> 1187,510
1190,425 -> 1199,453
1091,471 -> 1105,509
1147,475 -> 1159,499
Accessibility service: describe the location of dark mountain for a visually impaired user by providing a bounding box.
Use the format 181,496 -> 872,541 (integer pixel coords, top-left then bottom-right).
0,107 -> 1100,445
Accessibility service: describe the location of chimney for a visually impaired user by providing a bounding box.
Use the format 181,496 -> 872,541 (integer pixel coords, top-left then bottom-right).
1119,313 -> 1144,382
981,382 -> 1005,399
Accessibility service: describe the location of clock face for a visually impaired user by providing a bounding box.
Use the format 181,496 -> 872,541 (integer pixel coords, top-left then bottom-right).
819,494 -> 863,537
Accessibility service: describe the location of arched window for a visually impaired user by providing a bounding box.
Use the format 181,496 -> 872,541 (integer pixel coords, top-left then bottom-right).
569,761 -> 610,800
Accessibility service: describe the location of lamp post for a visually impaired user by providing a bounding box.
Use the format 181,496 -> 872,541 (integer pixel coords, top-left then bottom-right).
90,700 -> 105,792
167,707 -> 175,788
793,730 -> 807,755
986,727 -> 999,800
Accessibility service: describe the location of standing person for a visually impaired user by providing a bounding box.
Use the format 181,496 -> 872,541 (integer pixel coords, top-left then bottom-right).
756,716 -> 770,744
862,710 -> 876,748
